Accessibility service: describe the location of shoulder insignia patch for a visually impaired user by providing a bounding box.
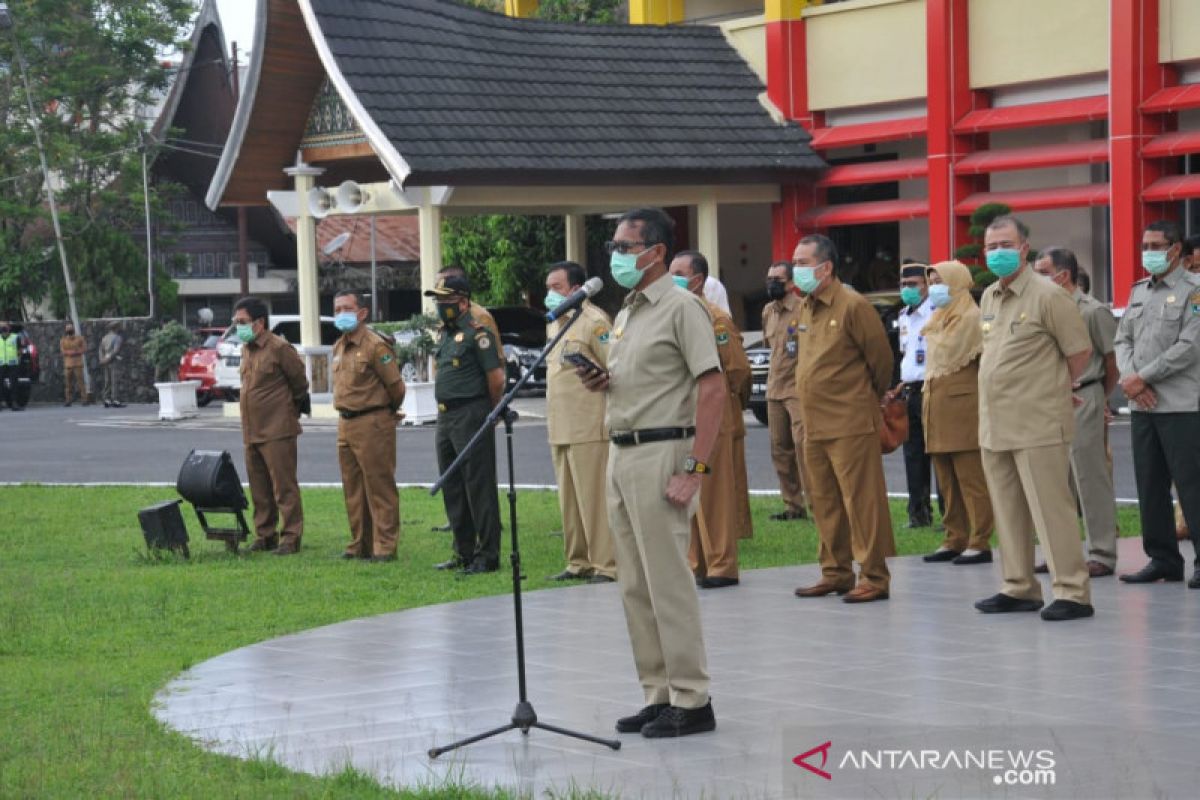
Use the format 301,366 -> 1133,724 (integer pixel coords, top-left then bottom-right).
595,324 -> 610,344
477,335 -> 491,349
715,325 -> 730,346
1190,291 -> 1200,314
381,354 -> 394,365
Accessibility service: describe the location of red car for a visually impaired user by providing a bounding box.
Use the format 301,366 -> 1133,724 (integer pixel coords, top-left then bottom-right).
178,326 -> 232,407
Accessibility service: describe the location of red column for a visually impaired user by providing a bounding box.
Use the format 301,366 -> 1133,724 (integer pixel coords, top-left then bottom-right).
1109,0 -> 1172,305
767,15 -> 824,261
926,0 -> 986,264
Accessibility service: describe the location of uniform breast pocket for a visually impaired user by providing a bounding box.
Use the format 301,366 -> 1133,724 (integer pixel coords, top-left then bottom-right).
354,357 -> 370,374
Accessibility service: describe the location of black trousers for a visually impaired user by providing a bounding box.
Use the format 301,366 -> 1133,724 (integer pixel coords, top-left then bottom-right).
435,397 -> 502,564
1131,411 -> 1200,570
903,382 -> 933,523
0,365 -> 16,408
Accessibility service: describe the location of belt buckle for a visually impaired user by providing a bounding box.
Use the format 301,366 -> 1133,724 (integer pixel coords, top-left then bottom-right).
632,430 -> 642,446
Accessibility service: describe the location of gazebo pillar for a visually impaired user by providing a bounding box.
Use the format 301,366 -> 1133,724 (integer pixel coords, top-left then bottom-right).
565,213 -> 587,267
419,199 -> 444,313
283,155 -> 325,348
696,198 -> 720,278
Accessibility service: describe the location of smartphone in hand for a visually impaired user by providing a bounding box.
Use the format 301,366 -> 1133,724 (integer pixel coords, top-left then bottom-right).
563,351 -> 603,375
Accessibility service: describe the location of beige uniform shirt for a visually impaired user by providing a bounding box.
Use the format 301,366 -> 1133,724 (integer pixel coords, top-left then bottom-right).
794,279 -> 894,441
978,267 -> 1091,451
471,301 -> 501,341
761,292 -> 803,401
606,274 -> 721,432
332,325 -> 405,413
1073,287 -> 1116,387
547,300 -> 611,445
239,331 -> 309,444
60,335 -> 86,368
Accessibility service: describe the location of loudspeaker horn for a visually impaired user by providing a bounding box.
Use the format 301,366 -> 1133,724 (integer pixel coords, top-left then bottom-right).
336,180 -> 372,214
307,187 -> 334,219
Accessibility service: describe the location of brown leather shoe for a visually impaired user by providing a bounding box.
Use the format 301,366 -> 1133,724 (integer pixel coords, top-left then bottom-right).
842,584 -> 889,603
794,581 -> 854,598
273,541 -> 300,556
248,536 -> 278,553
1087,560 -> 1115,577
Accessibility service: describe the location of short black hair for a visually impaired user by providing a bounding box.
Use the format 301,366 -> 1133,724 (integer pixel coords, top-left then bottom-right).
1038,246 -> 1080,285
987,215 -> 1030,242
1077,270 -> 1091,294
799,233 -> 838,268
233,296 -> 269,323
334,289 -> 366,309
1184,234 -> 1200,257
547,260 -> 586,289
675,250 -> 709,278
1146,220 -> 1183,246
618,207 -> 674,256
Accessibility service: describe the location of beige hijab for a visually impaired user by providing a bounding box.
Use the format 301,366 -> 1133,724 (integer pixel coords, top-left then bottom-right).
922,260 -> 982,379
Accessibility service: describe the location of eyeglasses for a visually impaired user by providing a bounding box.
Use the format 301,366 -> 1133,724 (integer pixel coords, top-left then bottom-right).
604,240 -> 649,255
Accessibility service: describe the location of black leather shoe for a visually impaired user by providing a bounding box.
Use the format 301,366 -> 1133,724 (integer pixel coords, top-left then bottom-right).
248,536 -> 278,553
461,557 -> 499,575
1189,572 -> 1200,590
431,523 -> 452,532
905,516 -> 932,529
616,703 -> 669,733
923,549 -> 961,563
640,701 -> 716,738
435,557 -> 465,571
769,509 -> 807,521
699,576 -> 739,589
1119,564 -> 1184,584
1040,599 -> 1095,621
974,593 -> 1044,614
369,554 -> 396,563
952,551 -> 993,565
549,569 -> 588,581
588,574 -> 615,584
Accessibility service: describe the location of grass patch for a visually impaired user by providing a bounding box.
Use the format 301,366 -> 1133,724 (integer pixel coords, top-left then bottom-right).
0,485 -> 1142,797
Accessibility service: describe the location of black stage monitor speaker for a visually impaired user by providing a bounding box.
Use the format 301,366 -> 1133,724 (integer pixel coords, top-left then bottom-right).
138,499 -> 189,557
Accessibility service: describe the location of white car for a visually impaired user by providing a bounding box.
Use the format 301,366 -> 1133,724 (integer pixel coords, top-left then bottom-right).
213,315 -> 340,395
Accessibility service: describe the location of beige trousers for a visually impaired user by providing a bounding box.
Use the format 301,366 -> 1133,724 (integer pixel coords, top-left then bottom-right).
982,444 -> 1090,604
552,440 -> 616,579
607,438 -> 709,710
1069,383 -> 1119,568
767,397 -> 808,513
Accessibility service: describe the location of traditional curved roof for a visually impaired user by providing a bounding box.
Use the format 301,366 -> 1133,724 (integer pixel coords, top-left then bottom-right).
208,0 -> 823,209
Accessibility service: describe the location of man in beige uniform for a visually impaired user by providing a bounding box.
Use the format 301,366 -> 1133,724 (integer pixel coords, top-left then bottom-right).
790,235 -> 897,604
1032,247 -> 1120,577
761,261 -> 809,520
544,260 -> 616,584
234,297 -> 310,555
580,207 -> 725,738
59,323 -> 87,406
670,249 -> 752,588
332,290 -> 406,561
973,216 -> 1094,621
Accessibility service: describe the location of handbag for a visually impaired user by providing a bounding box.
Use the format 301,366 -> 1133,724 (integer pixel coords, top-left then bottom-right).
879,392 -> 909,454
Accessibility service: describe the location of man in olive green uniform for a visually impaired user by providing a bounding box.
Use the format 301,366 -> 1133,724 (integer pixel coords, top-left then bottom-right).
580,208 -> 725,738
428,275 -> 506,575
234,297 -> 310,555
671,249 -> 751,588
1115,220 -> 1200,587
973,217 -> 1094,621
544,261 -> 616,584
439,265 -> 500,341
761,261 -> 809,520
1033,248 -> 1120,577
791,235 -> 897,604
332,290 -> 406,561
60,323 -> 87,406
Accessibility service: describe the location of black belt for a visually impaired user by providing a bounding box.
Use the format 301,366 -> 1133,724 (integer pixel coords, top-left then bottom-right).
437,396 -> 487,413
1075,378 -> 1101,390
610,427 -> 695,447
338,405 -> 390,420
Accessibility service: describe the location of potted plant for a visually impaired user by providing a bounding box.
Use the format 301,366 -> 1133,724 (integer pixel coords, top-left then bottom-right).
377,314 -> 439,424
144,321 -> 200,420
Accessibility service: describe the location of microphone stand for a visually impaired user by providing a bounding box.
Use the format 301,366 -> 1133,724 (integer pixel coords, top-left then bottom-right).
427,305 -> 621,759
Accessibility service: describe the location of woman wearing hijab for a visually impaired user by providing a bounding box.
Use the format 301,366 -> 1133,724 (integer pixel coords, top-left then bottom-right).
920,261 -> 994,565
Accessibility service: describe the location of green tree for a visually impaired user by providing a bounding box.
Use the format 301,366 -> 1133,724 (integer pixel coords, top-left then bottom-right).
142,319 -> 190,381
0,0 -> 195,318
535,0 -> 624,23
953,202 -> 1012,289
442,215 -> 565,305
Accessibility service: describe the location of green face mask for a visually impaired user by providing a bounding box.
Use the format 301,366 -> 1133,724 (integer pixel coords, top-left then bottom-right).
544,290 -> 566,311
672,275 -> 690,291
900,286 -> 923,308
611,250 -> 645,290
236,323 -> 255,343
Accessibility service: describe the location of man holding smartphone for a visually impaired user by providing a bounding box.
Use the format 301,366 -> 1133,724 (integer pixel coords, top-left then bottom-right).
544,260 -> 617,584
580,207 -> 726,739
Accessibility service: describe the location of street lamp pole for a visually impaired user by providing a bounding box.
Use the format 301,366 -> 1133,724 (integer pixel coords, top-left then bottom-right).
0,3 -> 90,393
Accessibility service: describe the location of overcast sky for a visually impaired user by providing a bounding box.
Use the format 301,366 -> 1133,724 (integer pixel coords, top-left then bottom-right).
213,0 -> 257,56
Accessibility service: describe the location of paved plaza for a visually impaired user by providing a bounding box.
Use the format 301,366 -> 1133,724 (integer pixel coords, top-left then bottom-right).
156,538 -> 1200,799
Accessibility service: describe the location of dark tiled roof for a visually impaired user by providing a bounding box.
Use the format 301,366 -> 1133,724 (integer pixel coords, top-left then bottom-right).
310,0 -> 824,183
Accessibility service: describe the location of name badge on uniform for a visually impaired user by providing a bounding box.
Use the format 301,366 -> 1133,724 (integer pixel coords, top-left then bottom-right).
916,348 -> 925,366
785,339 -> 797,358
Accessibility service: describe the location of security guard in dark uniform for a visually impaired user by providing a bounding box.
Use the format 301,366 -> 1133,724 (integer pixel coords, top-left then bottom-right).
428,275 -> 506,574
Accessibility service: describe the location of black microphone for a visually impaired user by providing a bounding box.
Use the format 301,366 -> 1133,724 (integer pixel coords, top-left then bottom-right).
545,277 -> 603,323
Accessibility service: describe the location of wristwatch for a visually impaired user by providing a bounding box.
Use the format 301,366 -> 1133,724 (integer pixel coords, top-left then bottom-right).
683,456 -> 711,475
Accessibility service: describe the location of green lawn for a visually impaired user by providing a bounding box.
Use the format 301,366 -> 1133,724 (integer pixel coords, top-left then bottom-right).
0,486 -> 1143,798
